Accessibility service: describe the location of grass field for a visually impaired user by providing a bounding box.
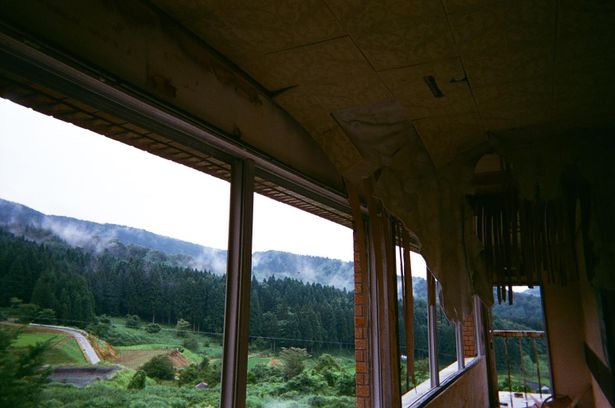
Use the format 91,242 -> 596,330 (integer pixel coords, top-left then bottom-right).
10,330 -> 87,365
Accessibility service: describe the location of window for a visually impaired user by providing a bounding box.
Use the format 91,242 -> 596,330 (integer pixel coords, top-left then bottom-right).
398,250 -> 482,407
491,285 -> 552,406
0,97 -> 230,407
247,193 -> 355,407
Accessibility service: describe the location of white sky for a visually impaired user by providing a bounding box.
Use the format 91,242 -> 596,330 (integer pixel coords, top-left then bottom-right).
0,98 -> 354,261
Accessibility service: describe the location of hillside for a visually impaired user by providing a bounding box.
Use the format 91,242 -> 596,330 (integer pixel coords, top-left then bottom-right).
0,198 -> 353,289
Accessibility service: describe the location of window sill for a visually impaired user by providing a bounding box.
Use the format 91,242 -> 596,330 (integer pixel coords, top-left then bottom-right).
403,356 -> 480,408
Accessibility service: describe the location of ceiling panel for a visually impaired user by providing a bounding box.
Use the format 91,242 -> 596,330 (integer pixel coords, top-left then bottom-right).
378,57 -> 476,120
449,0 -> 555,87
413,112 -> 486,167
326,0 -> 456,71
473,78 -> 553,131
244,37 -> 391,111
274,88 -> 337,135
153,0 -> 343,62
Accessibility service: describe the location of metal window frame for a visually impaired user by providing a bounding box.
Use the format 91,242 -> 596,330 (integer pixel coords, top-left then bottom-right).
220,159 -> 254,408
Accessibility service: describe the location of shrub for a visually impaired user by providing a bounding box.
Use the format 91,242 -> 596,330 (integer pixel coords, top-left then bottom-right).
34,308 -> 56,324
127,370 -> 147,390
0,328 -> 51,407
248,363 -> 283,384
0,310 -> 8,321
182,335 -> 199,352
140,355 -> 175,381
313,353 -> 340,373
17,303 -> 39,324
97,314 -> 112,325
336,372 -> 356,396
144,323 -> 161,333
125,315 -> 141,329
279,347 -> 310,379
283,370 -> 327,394
175,319 -> 191,337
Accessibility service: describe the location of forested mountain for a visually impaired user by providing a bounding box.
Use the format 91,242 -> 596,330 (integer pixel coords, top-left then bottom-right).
0,198 -> 354,289
0,197 -> 544,358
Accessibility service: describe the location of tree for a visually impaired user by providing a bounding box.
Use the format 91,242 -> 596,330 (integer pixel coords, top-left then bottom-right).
0,329 -> 51,407
127,370 -> 147,390
17,303 -> 39,324
176,319 -> 191,337
140,355 -> 175,380
145,323 -> 161,333
280,347 -> 310,379
182,335 -> 199,352
34,308 -> 56,324
125,314 -> 141,329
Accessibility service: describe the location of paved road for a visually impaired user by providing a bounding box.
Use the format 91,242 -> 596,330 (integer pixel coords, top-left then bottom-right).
29,323 -> 100,365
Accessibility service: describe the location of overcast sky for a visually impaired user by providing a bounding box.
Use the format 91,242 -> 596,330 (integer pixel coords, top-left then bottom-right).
0,98 -> 356,261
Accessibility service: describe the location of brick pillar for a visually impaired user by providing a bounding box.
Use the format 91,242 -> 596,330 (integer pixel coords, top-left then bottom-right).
353,231 -> 370,408
463,312 -> 477,358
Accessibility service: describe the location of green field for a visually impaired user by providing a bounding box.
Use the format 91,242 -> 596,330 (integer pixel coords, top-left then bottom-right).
10,330 -> 88,366
4,316 -> 357,408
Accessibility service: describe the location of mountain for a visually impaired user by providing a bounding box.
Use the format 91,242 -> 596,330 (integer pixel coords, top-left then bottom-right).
0,198 -> 354,289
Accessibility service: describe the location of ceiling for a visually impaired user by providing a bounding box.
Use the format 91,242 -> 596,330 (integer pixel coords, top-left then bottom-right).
151,0 -> 615,171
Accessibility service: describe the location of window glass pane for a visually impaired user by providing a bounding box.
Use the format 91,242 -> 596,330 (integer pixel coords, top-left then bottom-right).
435,282 -> 457,380
247,193 -> 355,407
492,286 -> 552,404
0,98 -> 229,407
400,252 -> 431,404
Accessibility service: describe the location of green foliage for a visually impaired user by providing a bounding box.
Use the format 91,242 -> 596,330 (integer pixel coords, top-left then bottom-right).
125,315 -> 141,329
308,395 -> 355,408
35,308 -> 57,324
140,355 -> 175,381
175,319 -> 190,338
177,355 -> 221,387
127,370 -> 147,390
0,328 -> 51,408
145,323 -> 161,333
31,269 -> 96,326
280,347 -> 310,379
17,303 -> 39,323
9,297 -> 22,309
248,363 -> 283,384
283,369 -> 327,394
182,335 -> 199,352
336,372 -> 355,396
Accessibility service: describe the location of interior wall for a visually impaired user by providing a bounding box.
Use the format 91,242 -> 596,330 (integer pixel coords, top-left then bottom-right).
421,358 -> 489,408
542,281 -> 595,407
576,214 -> 612,407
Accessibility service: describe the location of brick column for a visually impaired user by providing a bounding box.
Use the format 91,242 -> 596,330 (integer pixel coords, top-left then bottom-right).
354,231 -> 370,408
463,312 -> 477,358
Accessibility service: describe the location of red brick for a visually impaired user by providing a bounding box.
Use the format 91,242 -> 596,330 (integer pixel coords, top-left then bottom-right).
356,373 -> 368,385
354,293 -> 367,305
356,397 -> 367,408
357,385 -> 370,397
355,349 -> 367,362
355,317 -> 366,327
355,282 -> 363,293
355,339 -> 367,350
356,362 -> 368,373
355,305 -> 364,317
355,327 -> 365,339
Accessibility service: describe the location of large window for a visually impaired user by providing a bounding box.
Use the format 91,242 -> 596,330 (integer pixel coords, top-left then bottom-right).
398,251 -> 482,407
0,98 -> 231,407
0,96 -> 357,408
491,286 -> 552,406
246,194 -> 355,407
